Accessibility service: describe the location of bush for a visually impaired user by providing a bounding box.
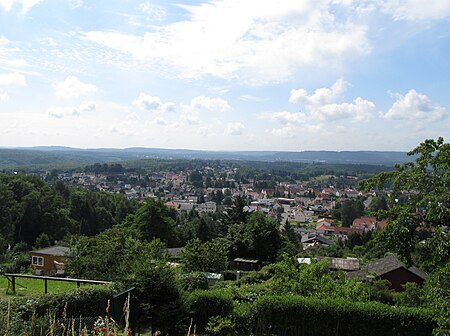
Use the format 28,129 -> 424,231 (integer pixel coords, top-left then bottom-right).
178,272 -> 209,292
0,285 -> 115,335
185,289 -> 233,331
252,295 -> 435,336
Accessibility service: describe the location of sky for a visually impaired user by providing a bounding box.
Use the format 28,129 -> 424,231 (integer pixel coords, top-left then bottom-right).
0,0 -> 449,151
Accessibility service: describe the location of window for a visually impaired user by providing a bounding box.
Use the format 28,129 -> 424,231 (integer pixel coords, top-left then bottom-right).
32,256 -> 44,266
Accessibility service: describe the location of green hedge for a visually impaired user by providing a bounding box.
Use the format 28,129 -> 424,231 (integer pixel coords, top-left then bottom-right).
253,295 -> 435,336
185,289 -> 233,331
0,286 -> 115,335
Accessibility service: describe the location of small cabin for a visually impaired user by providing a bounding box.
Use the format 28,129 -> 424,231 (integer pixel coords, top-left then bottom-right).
30,246 -> 70,276
229,258 -> 261,271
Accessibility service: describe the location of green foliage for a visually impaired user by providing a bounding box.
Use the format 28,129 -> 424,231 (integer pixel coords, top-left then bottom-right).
340,198 -> 365,227
66,228 -> 168,281
268,255 -> 394,303
131,198 -> 178,246
179,238 -> 228,273
178,272 -> 209,292
0,286 -> 114,335
394,282 -> 425,307
424,261 -> 450,335
227,211 -> 282,261
186,289 -> 233,331
360,138 -> 449,268
253,295 -> 435,336
205,316 -> 236,336
127,263 -> 183,335
0,174 -> 137,248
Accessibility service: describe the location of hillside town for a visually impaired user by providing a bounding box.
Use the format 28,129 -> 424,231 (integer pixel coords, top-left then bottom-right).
36,162 -> 392,252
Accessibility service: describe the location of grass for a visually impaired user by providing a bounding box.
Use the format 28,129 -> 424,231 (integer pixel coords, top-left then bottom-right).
0,275 -> 99,297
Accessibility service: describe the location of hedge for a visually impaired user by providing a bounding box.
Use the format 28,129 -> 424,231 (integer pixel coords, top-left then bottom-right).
185,289 -> 233,331
0,286 -> 115,335
253,295 -> 435,336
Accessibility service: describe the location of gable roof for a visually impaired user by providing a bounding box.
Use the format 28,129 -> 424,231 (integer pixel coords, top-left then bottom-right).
351,255 -> 428,280
31,246 -> 70,256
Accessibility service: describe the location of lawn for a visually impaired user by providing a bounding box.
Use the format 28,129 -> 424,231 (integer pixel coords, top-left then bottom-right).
0,275 -> 99,297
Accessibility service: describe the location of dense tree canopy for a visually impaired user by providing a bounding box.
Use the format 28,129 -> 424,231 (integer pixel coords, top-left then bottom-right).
360,138 -> 449,268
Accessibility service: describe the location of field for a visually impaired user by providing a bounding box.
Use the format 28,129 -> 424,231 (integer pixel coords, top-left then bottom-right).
0,275 -> 98,298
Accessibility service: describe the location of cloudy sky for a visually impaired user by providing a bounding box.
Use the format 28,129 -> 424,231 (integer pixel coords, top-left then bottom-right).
0,0 -> 449,151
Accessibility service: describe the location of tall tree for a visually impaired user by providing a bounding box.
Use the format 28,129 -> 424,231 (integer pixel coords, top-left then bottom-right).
360,138 -> 449,268
132,198 -> 178,246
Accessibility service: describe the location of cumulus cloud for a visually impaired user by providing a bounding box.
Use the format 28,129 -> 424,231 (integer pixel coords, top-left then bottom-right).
289,79 -> 348,106
381,0 -> 450,20
0,0 -> 42,13
133,93 -> 176,113
47,101 -> 96,118
187,95 -> 230,113
225,122 -> 245,136
262,80 -> 375,138
289,79 -> 376,122
0,72 -> 26,86
54,76 -> 98,99
382,89 -> 448,122
84,0 -> 371,83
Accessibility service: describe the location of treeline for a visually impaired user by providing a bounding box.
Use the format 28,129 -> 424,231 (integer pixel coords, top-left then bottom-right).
0,174 -> 138,251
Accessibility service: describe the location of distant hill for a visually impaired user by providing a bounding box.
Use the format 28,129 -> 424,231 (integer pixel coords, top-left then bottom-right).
0,146 -> 413,171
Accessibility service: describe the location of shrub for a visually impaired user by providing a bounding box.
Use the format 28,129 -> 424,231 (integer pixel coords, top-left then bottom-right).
178,272 -> 209,292
185,289 -> 233,331
252,295 -> 435,336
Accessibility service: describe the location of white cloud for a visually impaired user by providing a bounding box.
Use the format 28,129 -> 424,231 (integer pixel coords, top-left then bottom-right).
188,95 -> 230,113
70,0 -> 83,9
0,37 -> 28,68
381,0 -> 450,20
197,126 -> 211,136
289,79 -> 348,106
312,97 -> 375,122
139,2 -> 166,21
54,76 -> 98,99
289,79 -> 376,122
260,111 -> 308,125
0,0 -> 42,13
0,90 -> 8,101
47,101 -> 96,118
181,112 -> 200,125
0,72 -> 26,86
133,93 -> 176,113
154,117 -> 169,126
270,125 -> 297,137
382,89 -> 448,122
84,0 -> 371,83
225,122 -> 245,136
240,94 -> 267,102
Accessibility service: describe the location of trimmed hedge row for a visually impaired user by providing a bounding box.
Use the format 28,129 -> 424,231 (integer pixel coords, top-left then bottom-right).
253,295 -> 435,336
185,289 -> 233,331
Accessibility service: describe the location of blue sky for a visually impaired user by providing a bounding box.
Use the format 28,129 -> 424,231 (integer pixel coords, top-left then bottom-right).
0,0 -> 449,151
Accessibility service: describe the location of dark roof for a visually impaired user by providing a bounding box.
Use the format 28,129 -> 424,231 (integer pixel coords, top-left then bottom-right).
302,234 -> 333,245
350,255 -> 427,280
31,246 -> 70,256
